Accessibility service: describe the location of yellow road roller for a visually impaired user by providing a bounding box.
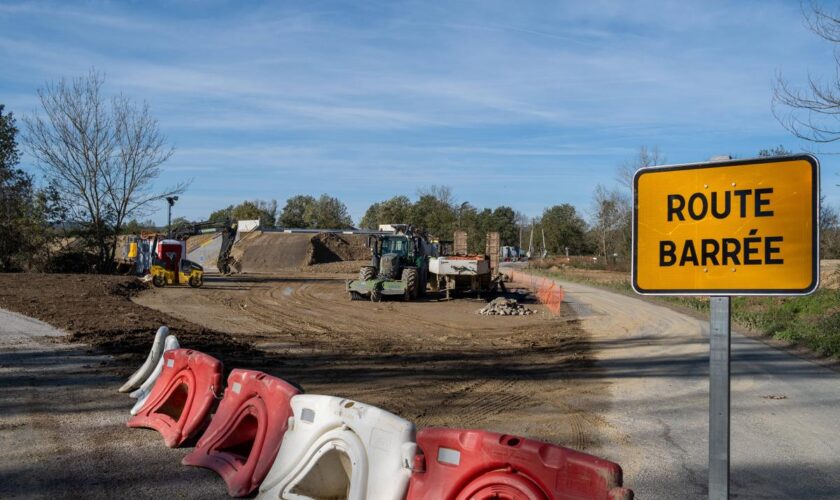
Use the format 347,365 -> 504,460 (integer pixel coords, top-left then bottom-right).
150,259 -> 204,288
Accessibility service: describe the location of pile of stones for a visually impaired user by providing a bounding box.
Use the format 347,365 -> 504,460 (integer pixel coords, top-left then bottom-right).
477,297 -> 536,316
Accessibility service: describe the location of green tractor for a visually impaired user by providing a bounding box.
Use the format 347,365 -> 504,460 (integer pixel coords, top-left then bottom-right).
346,227 -> 430,302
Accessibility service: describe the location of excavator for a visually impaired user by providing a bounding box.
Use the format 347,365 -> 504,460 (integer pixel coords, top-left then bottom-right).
171,219 -> 239,275
146,219 -> 238,288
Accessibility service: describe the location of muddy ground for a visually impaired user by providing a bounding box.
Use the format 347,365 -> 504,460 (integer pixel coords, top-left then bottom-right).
0,270 -> 607,497
134,271 -> 607,448
0,274 -> 257,371
0,272 -> 606,443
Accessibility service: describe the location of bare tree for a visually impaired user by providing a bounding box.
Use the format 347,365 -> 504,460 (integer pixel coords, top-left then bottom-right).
591,184 -> 630,259
773,2 -> 840,143
24,70 -> 185,271
417,184 -> 455,207
616,146 -> 665,188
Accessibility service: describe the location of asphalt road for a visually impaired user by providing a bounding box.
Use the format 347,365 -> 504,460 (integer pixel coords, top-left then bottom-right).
551,278 -> 840,499
0,308 -> 226,499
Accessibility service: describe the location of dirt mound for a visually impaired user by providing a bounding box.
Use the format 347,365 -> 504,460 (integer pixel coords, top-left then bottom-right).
229,232 -> 370,273
308,233 -> 369,264
0,273 -> 257,367
230,232 -> 313,273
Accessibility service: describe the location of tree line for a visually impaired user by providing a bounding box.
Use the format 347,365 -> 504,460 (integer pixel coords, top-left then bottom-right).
193,186 -> 596,257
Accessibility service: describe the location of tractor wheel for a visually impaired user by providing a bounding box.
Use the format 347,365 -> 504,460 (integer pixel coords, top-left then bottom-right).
402,267 -> 418,300
349,291 -> 364,301
360,266 -> 376,281
370,287 -> 382,302
152,274 -> 166,288
188,275 -> 202,288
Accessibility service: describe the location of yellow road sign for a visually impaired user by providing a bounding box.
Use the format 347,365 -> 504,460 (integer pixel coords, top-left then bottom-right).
632,155 -> 819,295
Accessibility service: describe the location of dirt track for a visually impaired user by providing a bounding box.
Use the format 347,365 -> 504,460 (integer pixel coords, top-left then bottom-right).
134,271 -> 608,450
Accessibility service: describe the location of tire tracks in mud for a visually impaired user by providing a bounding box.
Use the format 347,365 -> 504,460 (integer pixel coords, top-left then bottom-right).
135,272 -> 604,451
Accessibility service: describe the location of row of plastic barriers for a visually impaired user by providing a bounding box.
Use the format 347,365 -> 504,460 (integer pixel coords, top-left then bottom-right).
120,326 -> 634,499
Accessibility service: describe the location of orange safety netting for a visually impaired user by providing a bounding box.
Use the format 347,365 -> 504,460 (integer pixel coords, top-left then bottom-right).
507,270 -> 564,315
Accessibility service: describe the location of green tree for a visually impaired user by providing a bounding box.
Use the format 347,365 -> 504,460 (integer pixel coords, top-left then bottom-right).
0,105 -> 32,270
278,194 -> 353,228
409,186 -> 457,238
210,199 -> 277,227
308,194 -> 353,229
209,204 -> 233,223
485,206 -> 518,246
359,195 -> 412,229
0,105 -> 63,270
232,199 -> 277,227
278,195 -> 316,227
411,194 -> 456,239
540,204 -> 589,255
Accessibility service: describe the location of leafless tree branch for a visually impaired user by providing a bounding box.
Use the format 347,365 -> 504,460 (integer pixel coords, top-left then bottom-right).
773,2 -> 840,143
23,69 -> 186,271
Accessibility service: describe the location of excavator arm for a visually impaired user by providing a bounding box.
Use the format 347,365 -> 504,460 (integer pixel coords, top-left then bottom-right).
171,219 -> 238,274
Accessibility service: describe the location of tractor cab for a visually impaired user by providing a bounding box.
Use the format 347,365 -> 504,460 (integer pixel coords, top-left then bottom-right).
379,235 -> 410,256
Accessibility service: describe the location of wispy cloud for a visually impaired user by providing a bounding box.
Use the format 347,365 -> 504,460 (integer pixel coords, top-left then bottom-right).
1,0 -> 837,223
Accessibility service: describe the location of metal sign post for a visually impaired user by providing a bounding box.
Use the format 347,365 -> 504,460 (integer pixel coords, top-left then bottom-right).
709,297 -> 731,500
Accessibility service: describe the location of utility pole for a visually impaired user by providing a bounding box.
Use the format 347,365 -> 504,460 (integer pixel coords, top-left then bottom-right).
541,228 -> 547,258
166,196 -> 179,238
528,227 -> 534,258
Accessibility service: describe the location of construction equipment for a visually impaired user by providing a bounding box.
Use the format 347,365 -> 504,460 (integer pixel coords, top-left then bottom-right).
346,225 -> 431,302
427,232 -> 499,299
149,239 -> 205,288
172,219 -> 239,275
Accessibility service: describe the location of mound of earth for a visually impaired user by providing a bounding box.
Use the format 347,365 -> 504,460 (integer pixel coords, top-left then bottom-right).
230,232 -> 312,272
229,231 -> 370,273
308,233 -> 369,264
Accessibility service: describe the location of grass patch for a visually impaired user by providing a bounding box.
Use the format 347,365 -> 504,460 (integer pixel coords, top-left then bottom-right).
530,265 -> 840,359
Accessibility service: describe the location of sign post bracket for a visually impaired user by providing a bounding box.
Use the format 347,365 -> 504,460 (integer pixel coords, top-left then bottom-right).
709,296 -> 731,500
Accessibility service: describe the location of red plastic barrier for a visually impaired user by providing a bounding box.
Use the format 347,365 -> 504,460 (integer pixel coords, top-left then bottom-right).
127,348 -> 223,448
182,369 -> 300,497
407,428 -> 633,500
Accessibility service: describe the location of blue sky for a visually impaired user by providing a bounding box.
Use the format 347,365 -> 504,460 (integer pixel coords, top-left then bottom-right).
1,0 -> 838,225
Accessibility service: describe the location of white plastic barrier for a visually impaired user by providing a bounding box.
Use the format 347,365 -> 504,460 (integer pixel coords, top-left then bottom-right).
257,395 -> 416,500
129,335 -> 180,415
118,326 -> 168,393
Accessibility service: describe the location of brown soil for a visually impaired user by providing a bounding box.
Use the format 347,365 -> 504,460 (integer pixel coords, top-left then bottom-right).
230,232 -> 313,272
0,273 -> 257,370
134,270 -> 607,449
0,270 -> 606,453
229,231 -> 369,273
308,233 -> 369,264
